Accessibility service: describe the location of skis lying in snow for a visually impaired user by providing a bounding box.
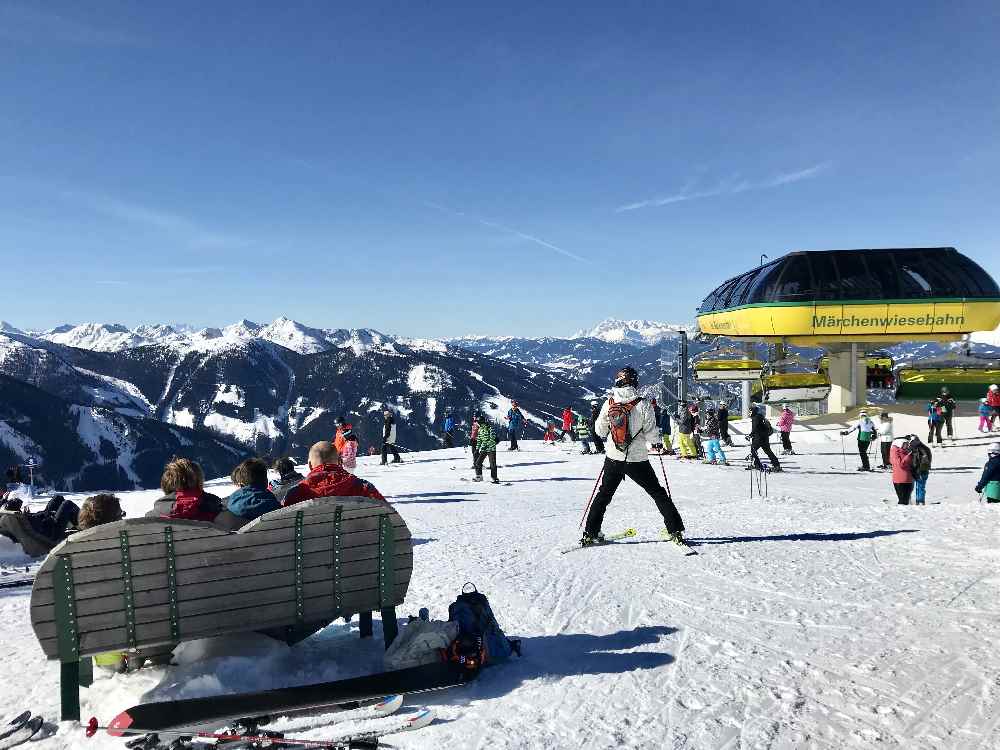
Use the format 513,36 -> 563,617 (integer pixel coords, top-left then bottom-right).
560,527 -> 699,556
0,712 -> 44,749
105,661 -> 476,734
0,565 -> 35,590
96,705 -> 435,749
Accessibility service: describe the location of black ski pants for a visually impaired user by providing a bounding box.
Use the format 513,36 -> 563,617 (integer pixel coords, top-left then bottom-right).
591,431 -> 605,454
585,458 -> 684,537
381,442 -> 400,464
509,429 -> 519,451
894,482 -> 913,504
750,437 -> 780,471
780,431 -> 792,451
880,442 -> 891,468
471,446 -> 480,468
475,449 -> 498,481
443,432 -> 454,449
928,421 -> 943,444
943,412 -> 954,438
858,439 -> 872,471
34,496 -> 80,541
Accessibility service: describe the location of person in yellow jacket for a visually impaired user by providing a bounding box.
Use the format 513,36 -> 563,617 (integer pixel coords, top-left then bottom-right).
676,404 -> 699,459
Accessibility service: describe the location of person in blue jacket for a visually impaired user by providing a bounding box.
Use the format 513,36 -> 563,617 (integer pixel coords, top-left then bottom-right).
926,399 -> 944,444
506,401 -> 525,451
443,412 -> 456,448
226,458 -> 280,521
975,442 -> 1000,503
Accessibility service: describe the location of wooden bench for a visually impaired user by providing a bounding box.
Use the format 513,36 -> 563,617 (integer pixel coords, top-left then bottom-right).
29,497 -> 413,720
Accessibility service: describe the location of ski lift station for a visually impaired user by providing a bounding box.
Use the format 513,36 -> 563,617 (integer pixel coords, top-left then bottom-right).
695,248 -> 1000,414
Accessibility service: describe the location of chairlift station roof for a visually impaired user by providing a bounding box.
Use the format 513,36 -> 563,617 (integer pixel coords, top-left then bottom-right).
696,248 -> 1000,345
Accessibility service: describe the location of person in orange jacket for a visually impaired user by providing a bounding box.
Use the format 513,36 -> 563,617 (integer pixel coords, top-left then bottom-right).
332,416 -> 351,453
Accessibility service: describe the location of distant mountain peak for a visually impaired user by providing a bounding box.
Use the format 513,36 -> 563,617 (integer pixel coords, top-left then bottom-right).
570,319 -> 692,346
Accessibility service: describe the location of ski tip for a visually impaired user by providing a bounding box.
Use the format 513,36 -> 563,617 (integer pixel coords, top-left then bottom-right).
106,710 -> 133,737
406,708 -> 436,730
376,694 -> 405,714
6,711 -> 30,728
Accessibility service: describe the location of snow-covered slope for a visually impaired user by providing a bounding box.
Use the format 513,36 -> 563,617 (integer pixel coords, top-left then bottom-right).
4,413 -> 999,749
0,372 -> 246,491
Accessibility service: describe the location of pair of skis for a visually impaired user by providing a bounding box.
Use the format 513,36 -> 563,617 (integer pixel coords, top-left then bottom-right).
0,712 -> 46,749
560,528 -> 699,556
92,696 -> 432,748
94,661 -> 476,747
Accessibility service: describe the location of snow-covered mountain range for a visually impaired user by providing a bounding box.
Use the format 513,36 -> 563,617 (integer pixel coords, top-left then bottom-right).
0,321 -> 593,491
9,318 -> 430,356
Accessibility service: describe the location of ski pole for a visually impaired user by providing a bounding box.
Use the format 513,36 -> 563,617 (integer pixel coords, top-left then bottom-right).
657,452 -> 672,496
579,465 -> 605,529
840,433 -> 847,472
85,717 -> 355,748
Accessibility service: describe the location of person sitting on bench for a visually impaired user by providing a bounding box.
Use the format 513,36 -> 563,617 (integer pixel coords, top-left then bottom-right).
153,457 -> 223,521
283,441 -> 388,507
225,458 -> 280,522
268,457 -> 303,502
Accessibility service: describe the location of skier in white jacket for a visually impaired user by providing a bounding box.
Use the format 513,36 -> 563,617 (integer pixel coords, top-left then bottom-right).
582,367 -> 686,547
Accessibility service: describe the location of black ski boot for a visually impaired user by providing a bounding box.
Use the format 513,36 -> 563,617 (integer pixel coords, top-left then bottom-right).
580,532 -> 606,547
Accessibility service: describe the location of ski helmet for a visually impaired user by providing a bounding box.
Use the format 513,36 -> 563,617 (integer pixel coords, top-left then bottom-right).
989,442 -> 1000,456
614,367 -> 639,388
941,387 -> 950,395
991,384 -> 999,391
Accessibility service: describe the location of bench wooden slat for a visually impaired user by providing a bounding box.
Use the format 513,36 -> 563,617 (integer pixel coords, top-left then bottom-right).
32,527 -> 411,590
38,584 -> 408,657
46,516 -> 409,571
31,552 -> 413,624
30,546 -> 412,606
33,572 -> 412,641
60,503 -> 394,555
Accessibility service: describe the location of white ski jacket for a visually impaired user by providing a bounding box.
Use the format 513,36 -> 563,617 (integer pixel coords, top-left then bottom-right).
595,387 -> 660,463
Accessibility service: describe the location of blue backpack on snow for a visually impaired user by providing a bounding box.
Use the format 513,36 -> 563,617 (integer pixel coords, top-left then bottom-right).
444,583 -> 521,670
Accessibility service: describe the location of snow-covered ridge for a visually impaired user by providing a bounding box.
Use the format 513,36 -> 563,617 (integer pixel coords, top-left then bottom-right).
13,318 -> 451,356
570,318 -> 693,346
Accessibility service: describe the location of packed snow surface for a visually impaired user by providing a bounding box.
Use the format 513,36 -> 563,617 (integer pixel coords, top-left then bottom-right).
2,414 -> 999,749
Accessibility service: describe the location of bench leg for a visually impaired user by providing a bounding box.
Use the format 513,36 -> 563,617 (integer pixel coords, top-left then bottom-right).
359,611 -> 373,639
78,656 -> 94,688
380,607 -> 398,649
60,661 -> 81,721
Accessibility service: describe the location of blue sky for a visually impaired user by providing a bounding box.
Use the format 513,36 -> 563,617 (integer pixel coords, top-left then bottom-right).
1,1 -> 998,338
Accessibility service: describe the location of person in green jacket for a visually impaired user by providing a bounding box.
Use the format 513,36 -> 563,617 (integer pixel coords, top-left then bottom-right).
575,414 -> 593,454
473,414 -> 500,483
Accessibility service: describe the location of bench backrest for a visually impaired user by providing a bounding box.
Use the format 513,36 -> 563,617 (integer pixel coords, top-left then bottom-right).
30,497 -> 412,660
